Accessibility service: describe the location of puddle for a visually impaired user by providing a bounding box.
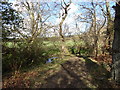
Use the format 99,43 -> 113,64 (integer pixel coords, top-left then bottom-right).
46,57 -> 58,64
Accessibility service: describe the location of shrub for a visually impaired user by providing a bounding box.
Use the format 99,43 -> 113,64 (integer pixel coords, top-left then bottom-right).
2,41 -> 50,74
68,45 -> 94,56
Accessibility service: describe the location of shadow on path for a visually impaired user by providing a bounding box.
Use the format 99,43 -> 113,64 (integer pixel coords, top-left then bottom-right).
41,56 -> 113,88
41,59 -> 89,88
79,56 -> 112,88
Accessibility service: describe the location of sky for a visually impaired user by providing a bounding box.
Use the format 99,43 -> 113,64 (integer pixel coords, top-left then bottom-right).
8,0 -> 116,36
9,0 -> 117,2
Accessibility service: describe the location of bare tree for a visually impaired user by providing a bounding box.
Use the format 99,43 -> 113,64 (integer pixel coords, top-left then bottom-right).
100,1 -> 114,55
14,1 -> 51,43
58,0 -> 71,54
78,2 -> 106,58
105,1 -> 113,46
112,1 -> 120,84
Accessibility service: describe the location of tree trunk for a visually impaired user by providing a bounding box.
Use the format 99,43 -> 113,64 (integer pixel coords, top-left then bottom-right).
105,1 -> 113,55
58,1 -> 71,55
92,4 -> 98,58
112,1 -> 120,84
59,25 -> 69,55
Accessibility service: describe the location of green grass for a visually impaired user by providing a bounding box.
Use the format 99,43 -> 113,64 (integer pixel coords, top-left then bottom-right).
65,40 -> 85,47
4,38 -> 86,48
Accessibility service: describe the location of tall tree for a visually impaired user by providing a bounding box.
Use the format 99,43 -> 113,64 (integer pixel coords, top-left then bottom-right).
13,1 -> 51,43
112,1 -> 120,84
1,2 -> 23,41
103,1 -> 114,55
106,1 -> 112,46
59,0 -> 71,54
79,2 -> 106,58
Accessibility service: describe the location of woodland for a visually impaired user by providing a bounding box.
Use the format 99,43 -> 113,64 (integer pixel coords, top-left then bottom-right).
1,0 -> 120,88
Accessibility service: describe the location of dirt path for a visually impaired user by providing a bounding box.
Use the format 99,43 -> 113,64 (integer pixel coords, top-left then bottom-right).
3,56 -> 116,88
40,56 -> 113,88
